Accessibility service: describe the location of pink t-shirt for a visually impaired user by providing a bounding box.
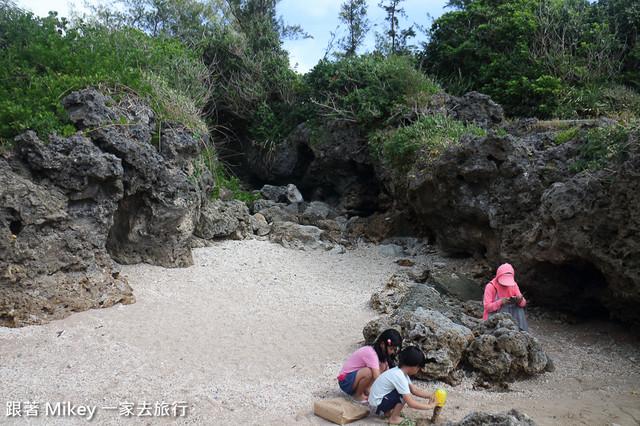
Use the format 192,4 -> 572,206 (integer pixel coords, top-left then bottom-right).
482,282 -> 527,320
339,346 -> 381,376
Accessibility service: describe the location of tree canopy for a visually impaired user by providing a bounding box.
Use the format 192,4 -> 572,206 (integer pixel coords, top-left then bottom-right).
335,0 -> 370,58
420,0 -> 639,118
2,0 -> 638,147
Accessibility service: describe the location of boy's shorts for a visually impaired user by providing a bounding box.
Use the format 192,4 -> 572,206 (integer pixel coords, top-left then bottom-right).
337,370 -> 358,395
371,389 -> 404,415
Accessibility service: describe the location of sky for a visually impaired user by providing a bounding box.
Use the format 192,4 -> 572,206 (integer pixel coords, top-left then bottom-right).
277,0 -> 451,73
16,0 -> 451,74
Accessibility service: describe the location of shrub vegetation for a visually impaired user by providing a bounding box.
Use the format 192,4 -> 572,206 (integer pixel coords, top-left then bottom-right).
303,54 -> 440,130
420,0 -> 640,119
0,8 -> 209,142
369,114 -> 487,180
1,0 -> 639,198
572,120 -> 640,172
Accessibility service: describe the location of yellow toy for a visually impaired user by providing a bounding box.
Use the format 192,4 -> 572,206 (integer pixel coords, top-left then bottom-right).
434,388 -> 447,407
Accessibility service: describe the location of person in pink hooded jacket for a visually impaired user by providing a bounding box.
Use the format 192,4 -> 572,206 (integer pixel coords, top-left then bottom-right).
482,263 -> 528,331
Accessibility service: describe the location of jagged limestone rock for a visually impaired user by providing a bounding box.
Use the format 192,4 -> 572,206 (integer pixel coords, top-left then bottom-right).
465,313 -> 555,384
1,88 -> 211,326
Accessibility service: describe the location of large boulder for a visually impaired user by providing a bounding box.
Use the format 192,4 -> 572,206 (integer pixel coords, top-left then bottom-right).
268,221 -> 343,252
195,199 -> 251,239
300,201 -> 336,226
252,202 -> 299,224
412,91 -> 505,131
62,89 -> 203,268
371,269 -> 484,330
365,267 -> 552,387
430,271 -> 484,302
364,308 -> 474,383
260,183 -> 303,204
445,91 -> 505,128
370,271 -> 417,314
465,313 -> 554,385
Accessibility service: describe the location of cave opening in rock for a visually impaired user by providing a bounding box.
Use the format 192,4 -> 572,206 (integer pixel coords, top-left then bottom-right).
8,208 -> 22,236
231,141 -> 317,195
106,194 -> 146,261
10,219 -> 22,236
525,261 -> 610,319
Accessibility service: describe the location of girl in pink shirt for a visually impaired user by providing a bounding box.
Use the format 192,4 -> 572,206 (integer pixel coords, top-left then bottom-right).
337,329 -> 402,403
483,263 -> 528,331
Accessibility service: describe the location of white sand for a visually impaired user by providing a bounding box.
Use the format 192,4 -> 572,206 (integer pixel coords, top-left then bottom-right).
1,238 -> 639,425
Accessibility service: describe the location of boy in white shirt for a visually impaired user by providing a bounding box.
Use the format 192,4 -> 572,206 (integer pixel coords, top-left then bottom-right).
368,346 -> 437,426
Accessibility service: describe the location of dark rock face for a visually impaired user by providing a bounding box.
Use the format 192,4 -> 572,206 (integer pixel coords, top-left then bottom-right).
245,123 -> 314,184
0,88 -> 208,326
61,89 -> 203,268
1,134 -> 135,326
407,127 -> 640,327
245,120 -> 383,214
242,91 -> 504,217
445,91 -> 505,128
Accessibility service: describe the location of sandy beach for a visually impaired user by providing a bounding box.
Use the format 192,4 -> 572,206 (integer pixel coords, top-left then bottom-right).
1,238 -> 639,425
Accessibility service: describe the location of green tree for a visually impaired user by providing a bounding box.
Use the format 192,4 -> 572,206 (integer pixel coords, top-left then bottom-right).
421,0 -> 636,118
304,54 -> 439,130
422,0 -> 539,100
595,0 -> 640,89
377,0 -> 415,54
86,0 -> 227,45
227,0 -> 308,45
444,0 -> 472,10
530,0 -> 622,85
203,0 -> 302,148
335,0 -> 370,57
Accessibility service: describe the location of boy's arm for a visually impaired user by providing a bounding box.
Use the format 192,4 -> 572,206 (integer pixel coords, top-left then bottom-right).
402,393 -> 437,410
409,383 -> 433,399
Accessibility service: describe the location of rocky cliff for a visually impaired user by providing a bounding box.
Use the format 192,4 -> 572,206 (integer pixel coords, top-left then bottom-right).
407,125 -> 640,326
239,92 -> 640,328
0,89 -> 211,326
2,87 -> 639,331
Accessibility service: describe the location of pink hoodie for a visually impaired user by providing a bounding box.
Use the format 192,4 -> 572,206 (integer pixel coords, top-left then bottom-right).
482,263 -> 527,320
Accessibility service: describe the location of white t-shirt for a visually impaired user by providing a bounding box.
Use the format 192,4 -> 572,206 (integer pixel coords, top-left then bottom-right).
368,366 -> 412,407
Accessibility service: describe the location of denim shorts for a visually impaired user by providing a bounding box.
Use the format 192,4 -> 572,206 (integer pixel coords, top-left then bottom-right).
372,389 -> 404,415
338,370 -> 358,395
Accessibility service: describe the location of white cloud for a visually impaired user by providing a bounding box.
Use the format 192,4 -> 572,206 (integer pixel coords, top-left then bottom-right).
17,0 -> 89,18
